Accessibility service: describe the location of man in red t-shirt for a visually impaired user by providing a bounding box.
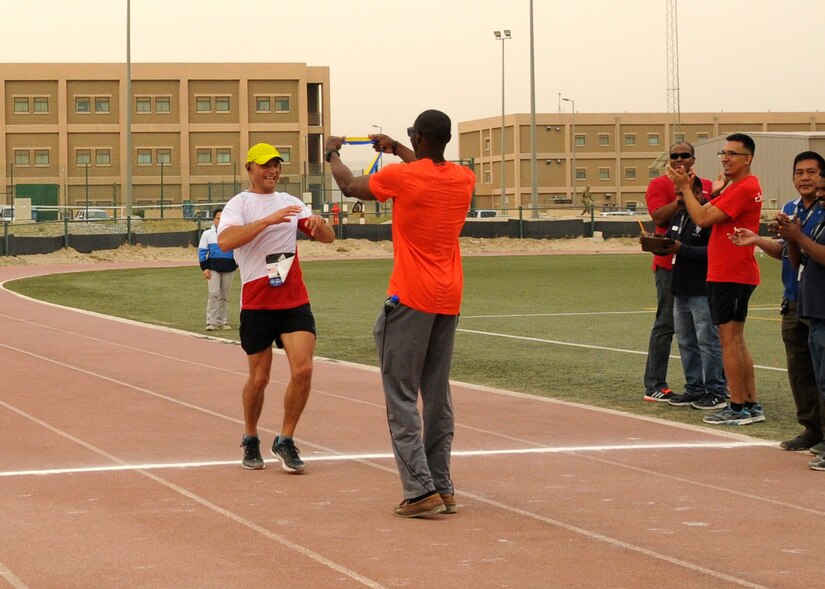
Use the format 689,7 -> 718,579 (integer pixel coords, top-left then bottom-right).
668,133 -> 763,426
326,110 -> 475,519
642,143 -> 713,403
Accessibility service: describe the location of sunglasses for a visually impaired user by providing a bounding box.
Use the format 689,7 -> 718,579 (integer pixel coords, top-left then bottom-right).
669,152 -> 694,160
406,127 -> 418,139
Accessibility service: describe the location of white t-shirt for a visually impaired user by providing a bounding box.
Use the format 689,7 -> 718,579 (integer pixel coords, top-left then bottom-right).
218,190 -> 312,309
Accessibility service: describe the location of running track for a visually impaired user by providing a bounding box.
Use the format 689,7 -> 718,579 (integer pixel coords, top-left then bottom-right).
0,261 -> 822,589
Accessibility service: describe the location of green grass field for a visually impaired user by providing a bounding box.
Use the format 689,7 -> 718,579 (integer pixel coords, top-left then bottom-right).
7,251 -> 796,442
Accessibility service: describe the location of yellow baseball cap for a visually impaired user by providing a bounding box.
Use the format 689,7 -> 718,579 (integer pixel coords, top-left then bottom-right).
246,143 -> 283,164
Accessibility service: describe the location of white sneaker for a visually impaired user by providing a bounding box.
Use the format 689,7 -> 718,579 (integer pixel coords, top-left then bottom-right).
220,324 -> 232,330
205,324 -> 218,331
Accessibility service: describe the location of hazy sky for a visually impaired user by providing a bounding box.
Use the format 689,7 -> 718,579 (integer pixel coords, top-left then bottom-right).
1,0 -> 820,161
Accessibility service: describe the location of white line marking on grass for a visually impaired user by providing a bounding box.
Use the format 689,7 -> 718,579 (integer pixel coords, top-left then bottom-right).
0,441 -> 771,478
462,306 -> 778,319
457,328 -> 787,373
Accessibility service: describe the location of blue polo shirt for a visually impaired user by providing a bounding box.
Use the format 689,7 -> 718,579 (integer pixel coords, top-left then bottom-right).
782,198 -> 825,302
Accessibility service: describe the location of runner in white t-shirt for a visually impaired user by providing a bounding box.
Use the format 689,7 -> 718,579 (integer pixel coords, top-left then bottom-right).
218,143 -> 335,473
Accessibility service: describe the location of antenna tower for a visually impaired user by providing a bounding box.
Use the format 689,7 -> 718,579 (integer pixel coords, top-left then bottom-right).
666,0 -> 681,133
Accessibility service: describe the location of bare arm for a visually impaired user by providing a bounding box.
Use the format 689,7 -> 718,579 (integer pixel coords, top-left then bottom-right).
300,215 -> 335,244
729,227 -> 783,260
666,165 -> 728,228
217,205 -> 302,251
779,215 -> 825,266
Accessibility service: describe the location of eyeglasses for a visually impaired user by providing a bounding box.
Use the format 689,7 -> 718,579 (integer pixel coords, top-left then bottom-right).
406,127 -> 418,139
669,152 -> 694,160
717,150 -> 750,159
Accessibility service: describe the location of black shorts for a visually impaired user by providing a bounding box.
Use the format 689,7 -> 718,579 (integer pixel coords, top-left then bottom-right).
239,304 -> 316,355
707,282 -> 756,325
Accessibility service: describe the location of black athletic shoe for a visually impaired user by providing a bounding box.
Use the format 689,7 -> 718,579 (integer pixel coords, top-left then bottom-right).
779,435 -> 820,451
240,436 -> 265,470
691,393 -> 728,410
271,437 -> 305,473
667,390 -> 706,406
644,388 -> 675,402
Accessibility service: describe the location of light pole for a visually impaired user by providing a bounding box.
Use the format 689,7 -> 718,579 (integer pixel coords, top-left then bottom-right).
83,162 -> 90,220
562,97 -> 576,203
494,29 -> 511,213
372,124 -> 383,214
159,161 -> 166,219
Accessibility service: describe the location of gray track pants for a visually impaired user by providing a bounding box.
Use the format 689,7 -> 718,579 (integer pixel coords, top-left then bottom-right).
373,302 -> 457,499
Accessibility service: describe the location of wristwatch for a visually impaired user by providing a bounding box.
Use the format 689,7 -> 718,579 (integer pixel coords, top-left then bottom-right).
324,148 -> 340,163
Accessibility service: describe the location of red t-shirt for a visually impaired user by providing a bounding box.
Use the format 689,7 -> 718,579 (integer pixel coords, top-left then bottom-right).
707,175 -> 763,285
645,175 -> 713,271
369,159 -> 475,314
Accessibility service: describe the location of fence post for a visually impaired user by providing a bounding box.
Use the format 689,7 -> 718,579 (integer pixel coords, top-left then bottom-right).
518,206 -> 524,239
3,221 -> 8,257
64,217 -> 69,249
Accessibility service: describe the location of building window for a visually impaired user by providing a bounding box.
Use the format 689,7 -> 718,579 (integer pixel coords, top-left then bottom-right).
216,148 -> 231,164
256,96 -> 271,112
156,97 -> 171,113
95,97 -> 110,113
598,134 -> 610,146
197,148 -> 212,164
575,168 -> 586,181
34,150 -> 50,166
484,137 -> 491,152
157,149 -> 172,165
648,134 -> 660,146
137,149 -> 152,166
13,97 -> 29,113
649,168 -> 659,179
599,168 -> 610,181
76,150 -> 91,165
96,149 -> 111,165
196,96 -> 212,112
136,97 -> 152,113
274,96 -> 290,112
483,170 -> 492,183
215,96 -> 230,112
625,167 -> 636,180
674,133 -> 685,143
624,134 -> 636,146
277,147 -> 291,164
33,97 -> 49,113
75,97 -> 91,113
14,150 -> 30,166
574,134 -> 586,147
697,132 -> 709,140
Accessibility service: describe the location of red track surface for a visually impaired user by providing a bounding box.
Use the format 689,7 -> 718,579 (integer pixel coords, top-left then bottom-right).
0,262 -> 821,589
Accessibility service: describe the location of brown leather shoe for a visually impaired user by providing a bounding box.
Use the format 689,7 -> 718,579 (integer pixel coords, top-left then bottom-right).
439,493 -> 457,514
393,493 -> 446,518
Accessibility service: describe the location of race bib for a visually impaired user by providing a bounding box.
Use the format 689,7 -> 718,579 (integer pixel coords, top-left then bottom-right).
265,252 -> 295,287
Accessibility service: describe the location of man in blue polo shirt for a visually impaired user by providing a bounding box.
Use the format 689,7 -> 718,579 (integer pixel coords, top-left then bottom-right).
777,171 -> 825,469
731,151 -> 825,450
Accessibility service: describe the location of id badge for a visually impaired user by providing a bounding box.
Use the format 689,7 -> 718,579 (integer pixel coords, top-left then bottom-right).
265,252 -> 295,287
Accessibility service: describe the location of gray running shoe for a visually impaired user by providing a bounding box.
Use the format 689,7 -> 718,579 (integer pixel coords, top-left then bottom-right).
271,437 -> 305,473
702,405 -> 753,426
240,436 -> 265,470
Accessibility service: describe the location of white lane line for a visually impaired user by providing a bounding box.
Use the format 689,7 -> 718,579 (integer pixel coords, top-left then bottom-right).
459,490 -> 773,589
461,306 -> 778,319
0,561 -> 31,589
457,328 -> 788,373
0,399 -> 385,589
0,441 -> 772,478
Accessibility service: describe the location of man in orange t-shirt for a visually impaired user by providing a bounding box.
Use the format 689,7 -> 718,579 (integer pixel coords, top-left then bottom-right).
326,109 -> 475,518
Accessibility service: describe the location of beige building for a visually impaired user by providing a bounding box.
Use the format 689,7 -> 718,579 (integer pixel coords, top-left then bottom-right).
459,112 -> 825,213
1,63 -> 330,217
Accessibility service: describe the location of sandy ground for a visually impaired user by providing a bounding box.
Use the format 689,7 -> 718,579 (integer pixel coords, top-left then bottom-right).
0,236 -> 642,267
